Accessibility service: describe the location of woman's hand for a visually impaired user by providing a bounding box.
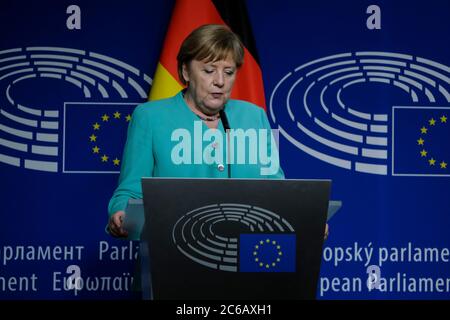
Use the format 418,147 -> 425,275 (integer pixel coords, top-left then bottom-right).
108,211 -> 128,238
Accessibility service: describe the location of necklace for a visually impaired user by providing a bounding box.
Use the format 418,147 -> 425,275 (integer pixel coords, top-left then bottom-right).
195,113 -> 220,122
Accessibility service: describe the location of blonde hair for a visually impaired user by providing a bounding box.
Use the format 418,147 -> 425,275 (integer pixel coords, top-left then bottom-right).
177,24 -> 244,85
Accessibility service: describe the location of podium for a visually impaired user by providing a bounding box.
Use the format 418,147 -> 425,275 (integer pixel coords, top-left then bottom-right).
122,178 -> 341,300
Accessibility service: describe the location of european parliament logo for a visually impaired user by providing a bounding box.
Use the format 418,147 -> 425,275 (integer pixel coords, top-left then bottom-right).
172,203 -> 296,273
269,51 -> 449,176
0,46 -> 151,173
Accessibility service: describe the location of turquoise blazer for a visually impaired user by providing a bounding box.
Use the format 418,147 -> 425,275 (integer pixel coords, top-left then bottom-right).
108,91 -> 284,215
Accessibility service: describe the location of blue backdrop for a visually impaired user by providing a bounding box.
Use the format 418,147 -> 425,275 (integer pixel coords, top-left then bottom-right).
0,0 -> 448,299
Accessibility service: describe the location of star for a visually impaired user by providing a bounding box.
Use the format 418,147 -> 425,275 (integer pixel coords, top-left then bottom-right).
93,122 -> 100,130
259,262 -> 263,267
113,158 -> 120,166
429,118 -> 436,126
255,258 -> 259,262
420,127 -> 428,134
92,146 -> 100,154
101,114 -> 109,122
440,161 -> 447,169
420,150 -> 427,157
265,264 -> 270,269
113,111 -> 121,119
126,114 -> 132,122
441,115 -> 447,123
101,154 -> 109,162
428,158 -> 436,166
254,245 -> 259,249
417,137 -> 424,145
89,134 -> 97,142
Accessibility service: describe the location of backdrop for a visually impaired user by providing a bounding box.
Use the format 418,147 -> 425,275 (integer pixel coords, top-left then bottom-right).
0,0 -> 448,299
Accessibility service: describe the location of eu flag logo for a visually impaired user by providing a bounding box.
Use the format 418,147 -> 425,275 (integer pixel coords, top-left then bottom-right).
239,234 -> 296,272
393,106 -> 449,176
63,102 -> 137,173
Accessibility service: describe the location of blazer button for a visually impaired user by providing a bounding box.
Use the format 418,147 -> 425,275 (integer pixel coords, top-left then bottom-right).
217,164 -> 225,171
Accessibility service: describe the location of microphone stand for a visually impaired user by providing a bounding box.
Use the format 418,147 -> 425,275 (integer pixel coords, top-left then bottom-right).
219,109 -> 231,179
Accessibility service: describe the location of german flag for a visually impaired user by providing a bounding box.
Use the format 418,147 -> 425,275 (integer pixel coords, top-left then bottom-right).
149,0 -> 266,109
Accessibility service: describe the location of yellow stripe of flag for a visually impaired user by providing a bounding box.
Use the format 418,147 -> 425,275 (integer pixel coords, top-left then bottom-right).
149,63 -> 183,101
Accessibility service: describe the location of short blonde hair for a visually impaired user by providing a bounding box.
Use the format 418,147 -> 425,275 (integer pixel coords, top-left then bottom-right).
177,24 -> 244,85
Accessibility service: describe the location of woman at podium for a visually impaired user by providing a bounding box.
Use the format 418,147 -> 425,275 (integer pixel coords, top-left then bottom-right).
107,24 -> 284,237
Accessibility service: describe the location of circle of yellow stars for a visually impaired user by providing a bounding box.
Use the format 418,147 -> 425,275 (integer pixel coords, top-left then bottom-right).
90,111 -> 132,166
417,114 -> 447,169
253,238 -> 283,269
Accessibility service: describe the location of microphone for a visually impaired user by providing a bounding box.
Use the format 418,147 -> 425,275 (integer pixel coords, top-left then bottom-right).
219,109 -> 230,131
219,109 -> 231,178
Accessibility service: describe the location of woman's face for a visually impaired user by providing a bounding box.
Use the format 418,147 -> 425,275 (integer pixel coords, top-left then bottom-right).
183,55 -> 237,116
